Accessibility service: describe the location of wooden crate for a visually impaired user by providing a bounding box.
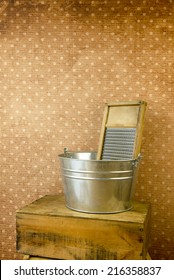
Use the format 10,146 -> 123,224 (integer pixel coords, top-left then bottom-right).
16,195 -> 151,260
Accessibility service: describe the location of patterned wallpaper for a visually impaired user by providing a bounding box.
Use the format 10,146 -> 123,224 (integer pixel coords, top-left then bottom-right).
0,0 -> 174,259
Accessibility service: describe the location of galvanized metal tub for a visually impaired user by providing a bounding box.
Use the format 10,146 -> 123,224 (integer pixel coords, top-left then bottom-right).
58,151 -> 140,213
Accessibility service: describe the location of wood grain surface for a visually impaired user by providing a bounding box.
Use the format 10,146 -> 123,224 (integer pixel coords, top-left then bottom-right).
16,195 -> 151,260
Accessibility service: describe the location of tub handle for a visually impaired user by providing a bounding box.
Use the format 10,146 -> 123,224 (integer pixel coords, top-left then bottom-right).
132,153 -> 142,167
64,147 -> 68,154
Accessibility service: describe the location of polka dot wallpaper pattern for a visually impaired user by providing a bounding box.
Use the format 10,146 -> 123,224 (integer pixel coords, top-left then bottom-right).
0,0 -> 174,259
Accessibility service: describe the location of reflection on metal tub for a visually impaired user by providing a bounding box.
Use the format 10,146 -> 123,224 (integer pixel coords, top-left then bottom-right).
58,151 -> 140,214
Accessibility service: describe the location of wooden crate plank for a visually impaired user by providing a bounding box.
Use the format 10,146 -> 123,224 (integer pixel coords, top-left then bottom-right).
17,195 -> 149,223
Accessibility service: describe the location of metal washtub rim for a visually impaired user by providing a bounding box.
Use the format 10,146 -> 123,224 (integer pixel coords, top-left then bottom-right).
58,154 -> 137,163
61,167 -> 133,174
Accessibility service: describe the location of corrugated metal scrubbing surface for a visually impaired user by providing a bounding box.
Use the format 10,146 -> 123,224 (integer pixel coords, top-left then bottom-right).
102,128 -> 136,160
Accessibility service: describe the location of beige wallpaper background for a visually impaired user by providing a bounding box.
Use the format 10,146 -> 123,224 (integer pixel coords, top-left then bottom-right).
0,0 -> 174,260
